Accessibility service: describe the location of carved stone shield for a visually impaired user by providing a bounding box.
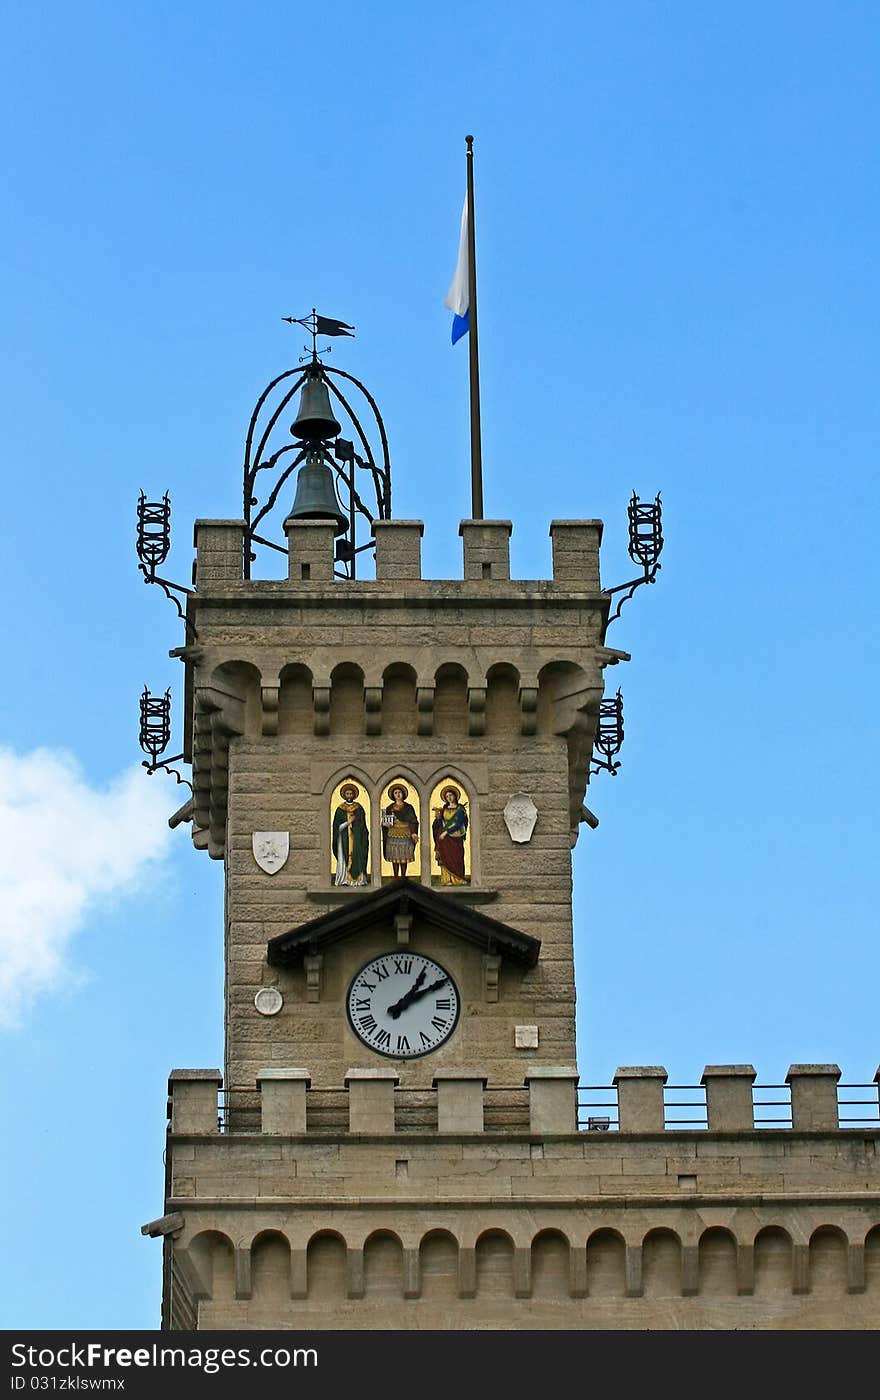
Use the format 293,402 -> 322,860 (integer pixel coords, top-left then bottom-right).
503,792 -> 538,844
252,831 -> 290,875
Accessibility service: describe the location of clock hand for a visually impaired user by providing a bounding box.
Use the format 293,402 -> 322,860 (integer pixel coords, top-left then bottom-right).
388,975 -> 449,1018
387,968 -> 427,1019
413,976 -> 449,1000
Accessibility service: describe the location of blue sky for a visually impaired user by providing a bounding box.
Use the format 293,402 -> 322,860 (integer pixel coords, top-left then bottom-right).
1,2 -> 877,1329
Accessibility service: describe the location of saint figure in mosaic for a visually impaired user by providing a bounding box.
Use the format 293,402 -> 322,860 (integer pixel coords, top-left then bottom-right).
432,784 -> 469,885
381,783 -> 419,877
332,781 -> 370,886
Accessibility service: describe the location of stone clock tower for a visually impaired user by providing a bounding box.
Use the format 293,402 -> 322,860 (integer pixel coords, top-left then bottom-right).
142,360 -> 880,1331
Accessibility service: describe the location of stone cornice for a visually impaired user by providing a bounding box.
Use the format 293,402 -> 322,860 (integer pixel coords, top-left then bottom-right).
166,1191 -> 880,1211
190,586 -> 611,614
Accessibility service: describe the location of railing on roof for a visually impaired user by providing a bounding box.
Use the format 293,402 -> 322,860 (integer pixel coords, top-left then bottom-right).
206,1080 -> 880,1136
577,1082 -> 880,1132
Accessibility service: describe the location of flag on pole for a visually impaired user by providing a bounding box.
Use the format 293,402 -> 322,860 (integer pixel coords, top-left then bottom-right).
444,194 -> 470,343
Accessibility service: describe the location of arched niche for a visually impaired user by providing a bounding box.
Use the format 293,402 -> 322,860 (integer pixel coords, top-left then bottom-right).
363,1230 -> 404,1299
189,1229 -> 235,1302
251,1230 -> 291,1304
475,1230 -> 515,1298
306,1231 -> 347,1300
212,660 -> 262,737
378,775 -> 421,881
586,1228 -> 626,1298
698,1226 -> 738,1297
433,662 -> 469,737
808,1225 -> 849,1296
382,662 -> 418,736
329,662 -> 365,737
429,776 -> 472,887
865,1225 -> 880,1292
531,1229 -> 571,1300
486,663 -> 521,736
754,1226 -> 793,1296
328,776 -> 371,887
278,662 -> 313,736
419,1230 -> 459,1301
536,659 -> 584,737
642,1228 -> 682,1297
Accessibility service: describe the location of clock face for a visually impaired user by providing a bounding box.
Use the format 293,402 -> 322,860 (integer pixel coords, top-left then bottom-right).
347,952 -> 460,1059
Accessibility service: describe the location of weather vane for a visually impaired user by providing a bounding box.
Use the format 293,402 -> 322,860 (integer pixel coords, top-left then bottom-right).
282,308 -> 355,363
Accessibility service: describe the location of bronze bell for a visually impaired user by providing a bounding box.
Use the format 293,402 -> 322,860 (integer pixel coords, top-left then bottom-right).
290,372 -> 342,442
284,450 -> 349,536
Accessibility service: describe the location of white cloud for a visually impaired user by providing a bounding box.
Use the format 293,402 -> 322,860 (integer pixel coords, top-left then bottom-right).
0,747 -> 177,1028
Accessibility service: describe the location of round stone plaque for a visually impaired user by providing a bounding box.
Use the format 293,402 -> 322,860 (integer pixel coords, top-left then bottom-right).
254,987 -> 283,1017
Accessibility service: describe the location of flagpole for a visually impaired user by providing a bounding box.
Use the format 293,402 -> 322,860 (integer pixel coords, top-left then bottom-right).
465,135 -> 484,519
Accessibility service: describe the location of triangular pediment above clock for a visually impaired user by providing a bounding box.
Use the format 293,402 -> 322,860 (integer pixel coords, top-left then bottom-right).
266,879 -> 540,969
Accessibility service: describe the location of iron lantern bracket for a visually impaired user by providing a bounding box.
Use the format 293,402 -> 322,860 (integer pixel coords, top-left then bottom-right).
604,491 -> 664,625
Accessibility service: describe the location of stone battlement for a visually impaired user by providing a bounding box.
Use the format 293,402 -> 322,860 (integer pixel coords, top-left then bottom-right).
168,1064 -> 880,1137
193,518 -> 604,589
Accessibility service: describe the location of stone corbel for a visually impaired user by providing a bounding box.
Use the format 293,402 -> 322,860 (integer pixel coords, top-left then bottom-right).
395,913 -> 412,946
847,1242 -> 866,1294
290,1248 -> 308,1300
233,1247 -> 252,1301
416,686 -> 435,737
364,686 -> 382,736
261,686 -> 279,737
402,1248 -> 420,1299
170,1246 -> 211,1304
468,687 -> 487,737
513,1246 -> 532,1299
624,1244 -> 643,1298
169,645 -> 204,665
792,1243 -> 809,1295
482,952 -> 501,1003
347,1248 -> 365,1300
192,685 -> 245,859
303,953 -> 323,1003
570,1247 -> 588,1298
736,1243 -> 754,1296
681,1245 -> 699,1297
457,1246 -> 477,1299
598,646 -> 631,668
140,1212 -> 185,1239
519,686 -> 538,737
571,803 -> 600,848
313,687 -> 331,737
